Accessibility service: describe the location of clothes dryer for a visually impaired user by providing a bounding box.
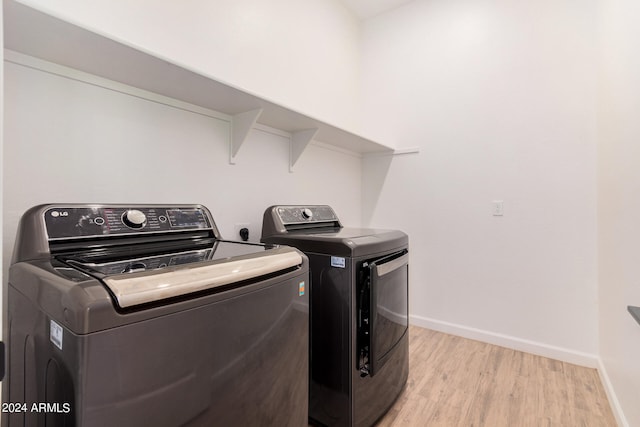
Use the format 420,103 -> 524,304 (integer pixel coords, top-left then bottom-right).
262,205 -> 409,427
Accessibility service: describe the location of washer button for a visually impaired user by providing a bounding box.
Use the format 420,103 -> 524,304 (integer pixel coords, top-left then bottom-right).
94,217 -> 105,226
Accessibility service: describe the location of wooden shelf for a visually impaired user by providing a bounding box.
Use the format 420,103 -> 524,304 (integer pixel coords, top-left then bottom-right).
3,1 -> 395,161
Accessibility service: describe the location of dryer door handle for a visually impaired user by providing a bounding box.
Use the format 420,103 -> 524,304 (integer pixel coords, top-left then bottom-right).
373,253 -> 409,277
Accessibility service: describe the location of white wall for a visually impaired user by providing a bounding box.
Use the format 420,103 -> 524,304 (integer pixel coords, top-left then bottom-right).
2,56 -> 362,280
14,0 -> 362,133
361,0 -> 600,364
597,0 -> 640,424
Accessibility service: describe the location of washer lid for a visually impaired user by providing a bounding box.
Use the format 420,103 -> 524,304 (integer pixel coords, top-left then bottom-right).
101,246 -> 302,308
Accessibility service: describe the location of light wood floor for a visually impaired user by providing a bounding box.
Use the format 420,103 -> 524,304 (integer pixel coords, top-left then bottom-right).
377,326 -> 617,426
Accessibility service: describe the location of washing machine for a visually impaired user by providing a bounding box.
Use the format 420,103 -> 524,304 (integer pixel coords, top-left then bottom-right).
3,204 -> 309,427
261,205 -> 409,427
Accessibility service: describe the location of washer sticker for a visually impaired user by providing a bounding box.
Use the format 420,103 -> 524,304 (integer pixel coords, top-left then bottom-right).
299,281 -> 306,296
50,320 -> 63,350
331,256 -> 346,268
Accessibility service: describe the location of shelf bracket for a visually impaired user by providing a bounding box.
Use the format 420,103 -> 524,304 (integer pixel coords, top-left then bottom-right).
290,128 -> 318,172
229,108 -> 263,165
629,306 -> 640,327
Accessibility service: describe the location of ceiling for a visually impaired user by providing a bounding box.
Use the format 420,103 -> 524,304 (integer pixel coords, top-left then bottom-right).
340,0 -> 416,20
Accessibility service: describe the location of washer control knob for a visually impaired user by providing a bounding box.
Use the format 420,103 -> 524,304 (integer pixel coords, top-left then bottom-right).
302,208 -> 313,220
122,209 -> 147,229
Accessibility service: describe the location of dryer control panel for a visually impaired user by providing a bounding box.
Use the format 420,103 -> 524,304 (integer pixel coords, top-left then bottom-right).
44,205 -> 214,240
262,205 -> 343,237
275,206 -> 339,225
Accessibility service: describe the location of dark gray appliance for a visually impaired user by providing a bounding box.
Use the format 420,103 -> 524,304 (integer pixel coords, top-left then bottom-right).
3,204 -> 309,427
261,205 -> 409,427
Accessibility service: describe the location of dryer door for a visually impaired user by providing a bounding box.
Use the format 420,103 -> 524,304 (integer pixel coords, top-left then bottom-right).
367,249 -> 409,377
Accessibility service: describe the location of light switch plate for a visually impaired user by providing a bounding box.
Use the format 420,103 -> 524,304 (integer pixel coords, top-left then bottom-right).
492,200 -> 504,216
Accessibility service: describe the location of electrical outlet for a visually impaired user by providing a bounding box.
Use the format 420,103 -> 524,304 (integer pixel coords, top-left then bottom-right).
233,223 -> 251,241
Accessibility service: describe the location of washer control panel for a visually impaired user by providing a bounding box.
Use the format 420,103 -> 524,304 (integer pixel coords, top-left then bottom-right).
44,205 -> 213,239
276,205 -> 339,225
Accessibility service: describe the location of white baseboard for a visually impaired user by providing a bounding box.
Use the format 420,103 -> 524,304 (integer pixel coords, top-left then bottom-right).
597,358 -> 629,427
410,314 -> 599,368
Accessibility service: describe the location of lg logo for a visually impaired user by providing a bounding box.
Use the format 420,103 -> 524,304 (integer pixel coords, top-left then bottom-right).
50,211 -> 69,218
